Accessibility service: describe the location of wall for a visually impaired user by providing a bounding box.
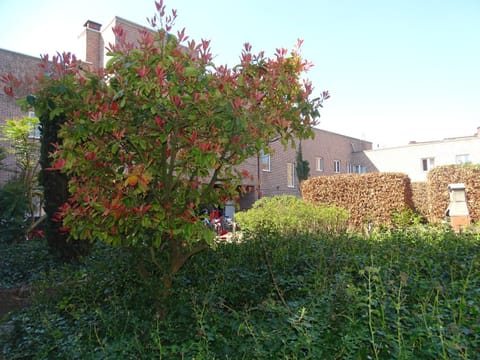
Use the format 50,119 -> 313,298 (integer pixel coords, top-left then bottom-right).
258,129 -> 374,198
364,135 -> 480,182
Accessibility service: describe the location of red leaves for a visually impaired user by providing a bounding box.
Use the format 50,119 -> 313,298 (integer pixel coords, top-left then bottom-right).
139,30 -> 155,48
172,95 -> 182,107
45,158 -> 66,171
177,28 -> 188,43
27,229 -> 45,240
241,169 -> 250,178
111,101 -> 119,112
112,25 -> 125,40
322,90 -> 331,100
132,204 -> 151,214
113,129 -> 125,139
232,97 -> 242,111
275,47 -> 288,58
155,66 -> 165,85
1,73 -> 22,97
3,86 -> 13,97
190,130 -> 197,142
136,66 -> 150,78
154,116 -> 165,128
198,142 -> 212,152
84,152 -> 96,161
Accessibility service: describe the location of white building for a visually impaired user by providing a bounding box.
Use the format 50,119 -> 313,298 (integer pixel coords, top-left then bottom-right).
364,128 -> 480,182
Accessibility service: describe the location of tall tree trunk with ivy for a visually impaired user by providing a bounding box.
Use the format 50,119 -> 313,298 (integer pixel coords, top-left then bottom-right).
36,107 -> 91,261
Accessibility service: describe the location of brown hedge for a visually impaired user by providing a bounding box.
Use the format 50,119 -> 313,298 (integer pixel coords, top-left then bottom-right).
302,173 -> 414,230
411,181 -> 429,219
427,165 -> 480,223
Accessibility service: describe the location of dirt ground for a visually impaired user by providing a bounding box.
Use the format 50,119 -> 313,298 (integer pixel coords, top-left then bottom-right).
0,287 -> 31,321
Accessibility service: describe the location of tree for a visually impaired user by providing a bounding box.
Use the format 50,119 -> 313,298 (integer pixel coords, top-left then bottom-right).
3,1 -> 328,294
295,142 -> 310,185
0,116 -> 40,227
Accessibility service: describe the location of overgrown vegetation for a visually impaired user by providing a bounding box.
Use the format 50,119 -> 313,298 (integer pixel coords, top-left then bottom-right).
2,225 -> 479,359
235,195 -> 350,236
0,180 -> 29,244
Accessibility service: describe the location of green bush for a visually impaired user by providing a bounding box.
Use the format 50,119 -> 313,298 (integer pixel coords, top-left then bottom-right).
0,180 -> 28,244
235,195 -> 349,236
2,229 -> 480,359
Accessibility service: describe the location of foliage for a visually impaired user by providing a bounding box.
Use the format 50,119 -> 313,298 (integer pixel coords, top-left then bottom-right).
2,227 -> 480,359
0,116 -> 40,226
391,207 -> 425,228
7,1 -> 328,278
0,180 -> 28,244
235,195 -> 349,236
0,239 -> 57,288
0,116 -> 39,178
295,142 -> 310,183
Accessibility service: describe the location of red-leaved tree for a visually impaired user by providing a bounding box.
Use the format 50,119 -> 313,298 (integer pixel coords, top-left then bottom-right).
4,1 -> 328,291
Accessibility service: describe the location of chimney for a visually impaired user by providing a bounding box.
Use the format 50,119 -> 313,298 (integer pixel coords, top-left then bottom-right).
477,127 -> 480,138
81,20 -> 104,70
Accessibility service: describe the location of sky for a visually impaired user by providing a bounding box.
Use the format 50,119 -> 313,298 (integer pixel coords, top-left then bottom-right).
1,0 -> 479,148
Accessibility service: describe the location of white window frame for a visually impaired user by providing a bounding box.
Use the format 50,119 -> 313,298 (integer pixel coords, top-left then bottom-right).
287,163 -> 295,188
455,154 -> 471,165
421,157 -> 435,172
334,160 -> 341,173
346,162 -> 353,173
260,150 -> 270,172
315,157 -> 324,172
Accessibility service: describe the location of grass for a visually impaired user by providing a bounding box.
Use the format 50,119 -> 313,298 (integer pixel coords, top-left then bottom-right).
1,226 -> 480,359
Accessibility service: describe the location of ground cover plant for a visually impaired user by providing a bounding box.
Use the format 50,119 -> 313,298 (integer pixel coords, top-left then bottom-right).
1,225 -> 479,359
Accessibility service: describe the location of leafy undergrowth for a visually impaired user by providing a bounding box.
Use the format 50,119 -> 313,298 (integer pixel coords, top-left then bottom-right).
1,227 -> 480,359
0,239 -> 59,289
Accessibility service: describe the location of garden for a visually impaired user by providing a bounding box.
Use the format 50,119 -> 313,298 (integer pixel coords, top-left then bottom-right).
1,196 -> 479,359
1,1 -> 479,358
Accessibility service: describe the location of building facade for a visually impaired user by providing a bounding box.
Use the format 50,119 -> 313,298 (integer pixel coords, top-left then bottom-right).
257,129 -> 373,197
364,129 -> 480,182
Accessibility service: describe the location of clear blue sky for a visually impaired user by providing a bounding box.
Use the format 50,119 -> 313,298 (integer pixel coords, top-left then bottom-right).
1,0 -> 479,147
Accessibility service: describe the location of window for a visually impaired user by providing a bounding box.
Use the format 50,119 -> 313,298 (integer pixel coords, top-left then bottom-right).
334,160 -> 341,173
346,162 -> 353,173
421,157 -> 435,172
260,150 -> 270,171
456,154 -> 471,164
27,111 -> 41,139
287,163 -> 295,188
315,157 -> 324,172
354,164 -> 367,174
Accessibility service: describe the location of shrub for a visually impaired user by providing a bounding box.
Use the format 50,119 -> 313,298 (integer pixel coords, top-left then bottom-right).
235,195 -> 349,236
0,180 -> 28,244
2,229 -> 480,359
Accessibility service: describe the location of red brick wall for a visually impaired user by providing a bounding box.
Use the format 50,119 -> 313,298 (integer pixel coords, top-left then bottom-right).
257,129 -> 374,199
260,140 -> 299,197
